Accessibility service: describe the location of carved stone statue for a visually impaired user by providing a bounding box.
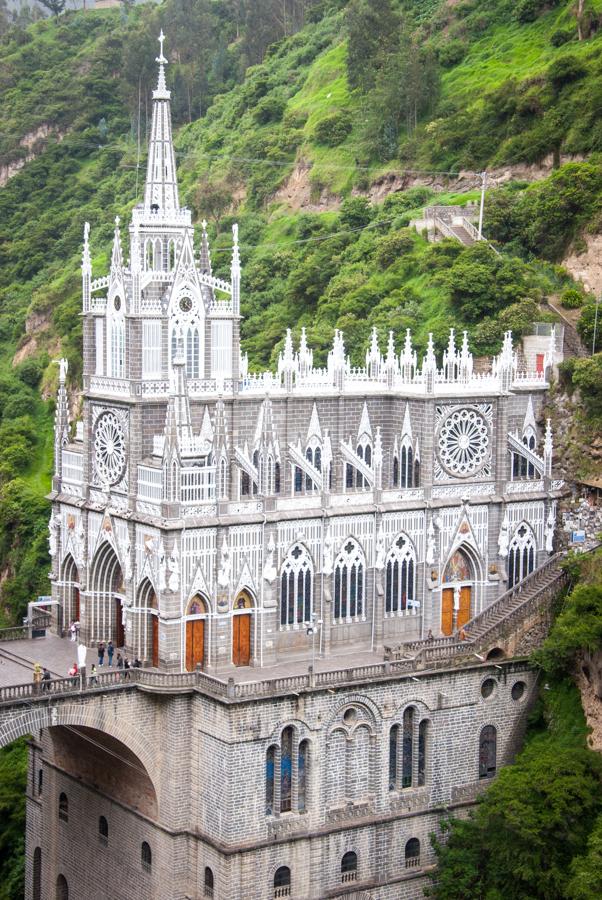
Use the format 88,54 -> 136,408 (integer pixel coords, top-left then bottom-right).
218,535 -> 231,589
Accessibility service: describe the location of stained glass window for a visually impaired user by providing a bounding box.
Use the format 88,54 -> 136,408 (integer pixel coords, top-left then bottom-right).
265,746 -> 275,815
418,720 -> 428,786
280,545 -> 312,627
385,535 -> 416,614
298,740 -> 308,812
389,725 -> 399,791
333,540 -> 365,622
508,523 -> 536,588
280,727 -> 293,812
402,707 -> 414,788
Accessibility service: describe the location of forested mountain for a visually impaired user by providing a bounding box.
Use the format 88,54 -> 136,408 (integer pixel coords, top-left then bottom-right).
1,1 -> 602,896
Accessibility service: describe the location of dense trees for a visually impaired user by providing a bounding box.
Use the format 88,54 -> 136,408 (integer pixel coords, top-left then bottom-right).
430,552 -> 602,900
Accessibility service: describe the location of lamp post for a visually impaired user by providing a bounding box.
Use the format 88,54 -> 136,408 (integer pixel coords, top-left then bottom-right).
306,612 -> 322,671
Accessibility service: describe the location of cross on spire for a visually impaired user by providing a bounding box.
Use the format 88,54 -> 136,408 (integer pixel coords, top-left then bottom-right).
157,30 -> 167,65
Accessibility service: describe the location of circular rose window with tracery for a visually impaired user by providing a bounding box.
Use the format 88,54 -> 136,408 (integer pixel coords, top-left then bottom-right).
438,408 -> 489,477
93,412 -> 126,485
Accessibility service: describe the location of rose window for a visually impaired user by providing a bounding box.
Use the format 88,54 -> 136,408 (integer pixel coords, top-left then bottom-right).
94,412 -> 126,485
438,408 -> 489,477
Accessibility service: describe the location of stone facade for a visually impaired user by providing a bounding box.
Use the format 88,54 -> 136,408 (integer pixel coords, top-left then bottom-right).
27,35 -> 564,900
19,659 -> 537,899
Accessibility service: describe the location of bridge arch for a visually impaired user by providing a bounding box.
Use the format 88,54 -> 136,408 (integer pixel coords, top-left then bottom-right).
0,701 -> 159,809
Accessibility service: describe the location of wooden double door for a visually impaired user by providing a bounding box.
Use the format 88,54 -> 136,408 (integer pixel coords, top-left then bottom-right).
186,619 -> 205,672
232,614 -> 251,667
441,586 -> 471,636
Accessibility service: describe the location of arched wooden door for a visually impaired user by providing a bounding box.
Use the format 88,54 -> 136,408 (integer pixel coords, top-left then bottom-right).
151,614 -> 159,668
232,591 -> 253,666
186,620 -> 204,671
441,588 -> 454,636
233,615 -> 251,666
458,586 -> 471,629
74,588 -> 80,622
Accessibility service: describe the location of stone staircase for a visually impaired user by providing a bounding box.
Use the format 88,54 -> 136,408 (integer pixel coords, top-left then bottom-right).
386,554 -> 568,667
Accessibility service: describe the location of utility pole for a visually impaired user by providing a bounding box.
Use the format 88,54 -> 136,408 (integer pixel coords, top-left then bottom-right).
592,293 -> 601,355
478,171 -> 488,240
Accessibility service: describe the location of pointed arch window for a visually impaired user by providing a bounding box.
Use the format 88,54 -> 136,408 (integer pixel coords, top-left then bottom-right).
280,544 -> 313,628
385,534 -> 416,615
274,867 -> 291,898
141,841 -> 152,873
266,728 -> 308,816
389,709 -> 429,792
405,838 -> 421,868
58,793 -> 68,822
508,523 -> 536,588
341,851 -> 357,883
298,739 -> 309,812
355,436 -> 372,489
109,318 -> 125,378
479,725 -> 497,779
333,540 -> 365,622
204,867 -> 214,898
280,726 -> 293,813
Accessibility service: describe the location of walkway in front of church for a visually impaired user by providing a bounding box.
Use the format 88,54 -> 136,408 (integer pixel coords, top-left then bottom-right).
0,633 -> 385,688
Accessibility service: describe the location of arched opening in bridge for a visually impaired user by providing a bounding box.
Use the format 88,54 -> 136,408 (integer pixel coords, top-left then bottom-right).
232,589 -> 254,667
486,647 -> 505,661
441,547 -> 474,636
137,579 -> 159,667
89,542 -> 125,647
56,874 -> 68,900
46,725 -> 158,819
185,595 -> 208,671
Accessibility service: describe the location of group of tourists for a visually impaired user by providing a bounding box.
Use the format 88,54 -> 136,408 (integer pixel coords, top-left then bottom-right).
32,637 -> 144,693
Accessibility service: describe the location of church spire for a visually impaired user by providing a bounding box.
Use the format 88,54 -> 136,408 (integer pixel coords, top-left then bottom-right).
144,31 -> 180,215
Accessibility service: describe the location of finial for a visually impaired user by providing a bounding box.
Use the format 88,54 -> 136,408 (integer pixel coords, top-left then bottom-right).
232,222 -> 239,247
157,30 -> 167,65
114,215 -> 120,228
84,221 -> 90,243
201,219 -> 208,231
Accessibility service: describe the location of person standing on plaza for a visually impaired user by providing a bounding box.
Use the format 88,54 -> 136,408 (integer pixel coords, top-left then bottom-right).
97,641 -> 105,667
107,640 -> 114,667
69,621 -> 76,642
89,664 -> 98,686
41,668 -> 51,692
33,662 -> 42,694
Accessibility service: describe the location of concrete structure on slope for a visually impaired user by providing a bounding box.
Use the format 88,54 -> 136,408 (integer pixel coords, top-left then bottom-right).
17,33 -> 565,899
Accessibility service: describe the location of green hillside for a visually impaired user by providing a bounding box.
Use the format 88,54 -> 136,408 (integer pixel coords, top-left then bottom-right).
1,1 -> 602,896
0,0 -> 601,626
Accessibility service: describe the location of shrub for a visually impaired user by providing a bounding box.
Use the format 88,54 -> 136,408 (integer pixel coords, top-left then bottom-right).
374,231 -> 414,268
340,196 -> 373,230
313,111 -> 353,147
253,93 -> 286,125
515,0 -> 545,24
561,288 -> 586,309
15,359 -> 43,388
551,29 -> 575,48
548,56 -> 588,91
437,39 -> 467,69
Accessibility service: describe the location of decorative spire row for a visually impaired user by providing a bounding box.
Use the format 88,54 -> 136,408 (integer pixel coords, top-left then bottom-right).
272,326 -> 548,393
